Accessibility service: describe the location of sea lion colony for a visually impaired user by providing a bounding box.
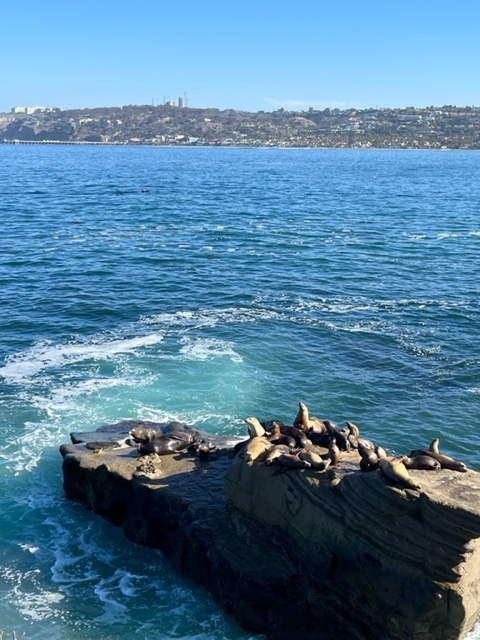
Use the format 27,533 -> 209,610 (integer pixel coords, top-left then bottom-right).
123,401 -> 468,491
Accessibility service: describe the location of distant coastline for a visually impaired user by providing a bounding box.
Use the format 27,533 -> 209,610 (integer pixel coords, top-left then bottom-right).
2,103 -> 480,149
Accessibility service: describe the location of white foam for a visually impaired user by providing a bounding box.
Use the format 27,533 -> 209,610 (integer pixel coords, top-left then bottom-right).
141,307 -> 282,328
94,574 -> 129,624
19,544 -> 39,554
0,334 -> 163,384
0,565 -> 64,621
179,337 -> 243,363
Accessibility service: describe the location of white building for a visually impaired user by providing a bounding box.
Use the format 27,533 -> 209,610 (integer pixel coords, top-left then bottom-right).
11,105 -> 47,114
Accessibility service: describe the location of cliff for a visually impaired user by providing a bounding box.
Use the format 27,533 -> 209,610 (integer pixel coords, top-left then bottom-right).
60,420 -> 480,640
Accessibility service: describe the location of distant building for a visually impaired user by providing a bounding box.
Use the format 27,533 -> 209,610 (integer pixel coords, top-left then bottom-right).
178,97 -> 185,108
11,105 -> 48,114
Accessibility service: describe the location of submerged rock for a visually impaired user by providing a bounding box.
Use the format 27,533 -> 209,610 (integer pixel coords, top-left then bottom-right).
60,420 -> 480,640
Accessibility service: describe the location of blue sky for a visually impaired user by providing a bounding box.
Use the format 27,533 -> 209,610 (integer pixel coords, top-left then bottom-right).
2,0 -> 479,113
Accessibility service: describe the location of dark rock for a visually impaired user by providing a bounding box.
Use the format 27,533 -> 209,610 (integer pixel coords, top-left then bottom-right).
60,420 -> 480,640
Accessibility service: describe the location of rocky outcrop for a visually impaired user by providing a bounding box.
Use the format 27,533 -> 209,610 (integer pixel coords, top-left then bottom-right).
60,420 -> 480,640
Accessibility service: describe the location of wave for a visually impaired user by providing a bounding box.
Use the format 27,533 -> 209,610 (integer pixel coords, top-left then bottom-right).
0,334 -> 164,384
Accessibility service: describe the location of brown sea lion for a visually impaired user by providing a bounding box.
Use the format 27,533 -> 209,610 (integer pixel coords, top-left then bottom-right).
409,448 -> 468,473
294,401 -> 326,434
245,416 -> 266,438
328,440 -> 340,466
244,436 -> 272,464
307,431 -> 334,447
274,424 -> 310,448
377,447 -> 421,490
324,420 -> 351,452
298,450 -> 331,470
266,424 -> 297,448
401,455 -> 441,471
277,453 -> 311,470
265,444 -> 291,465
358,442 -> 379,472
346,421 -> 360,449
195,438 -> 216,458
261,419 -> 287,430
358,437 -> 376,450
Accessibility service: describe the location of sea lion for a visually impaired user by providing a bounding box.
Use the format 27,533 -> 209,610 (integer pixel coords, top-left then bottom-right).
245,416 -> 266,438
266,424 -> 297,448
129,426 -> 163,444
328,440 -> 340,466
324,420 -> 351,452
86,440 -> 123,451
298,450 -> 331,470
261,419 -> 287,430
277,453 -> 311,470
195,438 -> 216,458
130,421 -> 197,445
377,447 -> 421,490
358,437 -> 376,450
346,421 -> 360,449
307,431 -> 334,447
294,402 -> 326,434
274,424 -> 310,448
358,442 -> 379,472
379,458 -> 422,490
265,444 -> 291,465
244,436 -> 272,464
136,437 -> 192,456
131,421 -> 199,456
429,438 -> 440,454
409,448 -> 468,472
401,455 -> 441,471
161,421 -> 198,443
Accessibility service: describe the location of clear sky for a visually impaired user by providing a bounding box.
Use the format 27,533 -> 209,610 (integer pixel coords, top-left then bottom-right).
2,0 -> 479,113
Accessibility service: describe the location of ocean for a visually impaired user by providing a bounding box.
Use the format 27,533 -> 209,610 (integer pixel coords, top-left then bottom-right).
1,144 -> 479,639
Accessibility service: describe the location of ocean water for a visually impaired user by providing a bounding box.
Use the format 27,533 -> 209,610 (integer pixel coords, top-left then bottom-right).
1,144 -> 480,639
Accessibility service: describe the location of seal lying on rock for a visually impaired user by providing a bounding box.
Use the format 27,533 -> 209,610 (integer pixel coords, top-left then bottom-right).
265,444 -> 291,466
129,421 -> 199,456
401,455 -> 441,470
244,436 -> 272,465
377,446 -> 422,491
409,438 -> 468,472
277,453 -> 311,470
299,450 -> 331,471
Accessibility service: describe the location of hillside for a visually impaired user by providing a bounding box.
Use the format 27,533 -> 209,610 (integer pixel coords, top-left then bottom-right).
2,104 -> 480,148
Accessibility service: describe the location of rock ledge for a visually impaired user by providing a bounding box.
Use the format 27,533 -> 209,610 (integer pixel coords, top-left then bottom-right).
60,420 -> 480,640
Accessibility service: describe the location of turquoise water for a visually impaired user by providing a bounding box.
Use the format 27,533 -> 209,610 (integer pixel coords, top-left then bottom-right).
1,145 -> 480,639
